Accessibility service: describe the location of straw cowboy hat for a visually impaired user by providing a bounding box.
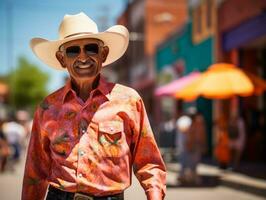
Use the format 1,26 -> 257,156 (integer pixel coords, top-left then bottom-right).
30,12 -> 129,70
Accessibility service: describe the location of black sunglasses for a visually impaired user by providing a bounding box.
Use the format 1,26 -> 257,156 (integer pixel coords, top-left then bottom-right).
64,43 -> 100,58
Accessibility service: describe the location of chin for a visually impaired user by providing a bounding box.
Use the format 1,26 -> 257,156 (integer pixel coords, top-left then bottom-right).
74,71 -> 99,80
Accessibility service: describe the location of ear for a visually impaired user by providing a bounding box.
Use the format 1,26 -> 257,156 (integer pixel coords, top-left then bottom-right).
101,46 -> 109,63
56,51 -> 66,68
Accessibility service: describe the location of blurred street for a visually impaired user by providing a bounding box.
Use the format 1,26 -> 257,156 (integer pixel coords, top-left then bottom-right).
1,1 -> 266,200
0,151 -> 265,200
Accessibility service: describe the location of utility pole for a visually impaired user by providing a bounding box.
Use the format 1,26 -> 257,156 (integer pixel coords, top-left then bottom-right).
6,0 -> 13,72
6,0 -> 15,108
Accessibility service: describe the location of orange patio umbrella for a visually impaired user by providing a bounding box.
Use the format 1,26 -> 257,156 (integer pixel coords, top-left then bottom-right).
175,63 -> 254,101
243,70 -> 266,95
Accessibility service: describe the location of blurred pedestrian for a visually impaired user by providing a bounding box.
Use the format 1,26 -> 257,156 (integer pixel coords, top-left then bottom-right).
0,119 -> 10,172
2,113 -> 26,162
247,111 -> 265,161
188,111 -> 207,184
228,114 -> 246,170
175,112 -> 194,184
193,112 -> 207,156
214,116 -> 230,169
159,112 -> 176,162
22,12 -> 166,200
16,110 -> 32,148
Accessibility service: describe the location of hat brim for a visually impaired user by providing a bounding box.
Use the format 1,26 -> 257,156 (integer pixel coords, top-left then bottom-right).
30,25 -> 129,70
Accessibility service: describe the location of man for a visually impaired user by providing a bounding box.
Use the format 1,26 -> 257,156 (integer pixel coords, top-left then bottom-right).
22,13 -> 166,200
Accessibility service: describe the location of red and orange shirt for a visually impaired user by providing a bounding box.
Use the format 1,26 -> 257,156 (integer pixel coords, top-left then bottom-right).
22,76 -> 166,200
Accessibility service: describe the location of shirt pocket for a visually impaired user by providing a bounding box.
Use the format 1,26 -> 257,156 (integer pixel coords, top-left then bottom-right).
98,121 -> 128,158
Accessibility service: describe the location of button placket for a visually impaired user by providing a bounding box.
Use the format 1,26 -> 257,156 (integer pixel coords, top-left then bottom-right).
79,119 -> 88,135
76,118 -> 88,179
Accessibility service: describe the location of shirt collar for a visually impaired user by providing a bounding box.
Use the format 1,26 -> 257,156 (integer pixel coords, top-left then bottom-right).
61,75 -> 113,103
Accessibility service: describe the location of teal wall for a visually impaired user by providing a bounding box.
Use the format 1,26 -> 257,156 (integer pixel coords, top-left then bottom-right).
156,22 -> 213,74
156,22 -> 214,155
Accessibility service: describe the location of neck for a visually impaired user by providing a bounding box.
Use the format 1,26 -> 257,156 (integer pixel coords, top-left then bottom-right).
71,75 -> 100,102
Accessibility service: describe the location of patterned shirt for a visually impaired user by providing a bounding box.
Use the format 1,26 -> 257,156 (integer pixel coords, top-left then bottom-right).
22,76 -> 166,200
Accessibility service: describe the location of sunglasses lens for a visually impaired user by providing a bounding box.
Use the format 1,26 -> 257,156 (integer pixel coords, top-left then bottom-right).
66,46 -> 80,57
85,44 -> 99,55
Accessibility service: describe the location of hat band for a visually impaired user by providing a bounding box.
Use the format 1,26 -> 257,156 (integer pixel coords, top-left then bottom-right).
64,32 -> 94,39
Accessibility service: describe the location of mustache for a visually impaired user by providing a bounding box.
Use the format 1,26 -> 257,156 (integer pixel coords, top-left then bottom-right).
73,59 -> 95,67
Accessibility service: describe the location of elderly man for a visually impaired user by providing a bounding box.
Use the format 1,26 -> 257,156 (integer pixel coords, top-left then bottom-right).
22,13 -> 166,200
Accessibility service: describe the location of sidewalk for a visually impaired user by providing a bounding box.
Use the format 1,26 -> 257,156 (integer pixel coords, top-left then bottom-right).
0,156 -> 25,200
166,162 -> 266,198
0,152 -> 265,200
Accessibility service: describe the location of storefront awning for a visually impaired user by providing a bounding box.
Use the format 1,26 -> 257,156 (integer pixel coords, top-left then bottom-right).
223,12 -> 266,51
154,72 -> 201,97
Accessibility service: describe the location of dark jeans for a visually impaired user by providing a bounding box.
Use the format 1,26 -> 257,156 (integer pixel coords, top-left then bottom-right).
46,189 -> 68,200
46,186 -> 124,200
11,143 -> 21,160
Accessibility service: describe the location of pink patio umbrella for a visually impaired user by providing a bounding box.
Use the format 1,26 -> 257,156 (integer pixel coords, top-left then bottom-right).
154,72 -> 201,97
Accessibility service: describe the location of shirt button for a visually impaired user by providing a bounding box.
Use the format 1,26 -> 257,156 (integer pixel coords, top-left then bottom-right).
82,129 -> 87,134
80,151 -> 85,156
78,173 -> 83,178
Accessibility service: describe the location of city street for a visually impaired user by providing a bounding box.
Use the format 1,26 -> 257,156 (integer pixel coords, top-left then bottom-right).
0,152 -> 265,200
0,1 -> 266,200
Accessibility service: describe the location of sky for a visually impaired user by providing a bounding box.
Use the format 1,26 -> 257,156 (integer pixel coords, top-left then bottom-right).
0,0 -> 127,91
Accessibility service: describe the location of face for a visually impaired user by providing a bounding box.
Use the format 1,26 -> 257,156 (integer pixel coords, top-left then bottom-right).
56,38 -> 109,82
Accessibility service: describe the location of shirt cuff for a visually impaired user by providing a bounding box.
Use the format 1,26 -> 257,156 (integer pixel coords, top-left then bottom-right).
146,189 -> 164,200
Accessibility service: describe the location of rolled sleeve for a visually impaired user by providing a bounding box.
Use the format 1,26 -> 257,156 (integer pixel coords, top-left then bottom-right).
146,189 -> 165,200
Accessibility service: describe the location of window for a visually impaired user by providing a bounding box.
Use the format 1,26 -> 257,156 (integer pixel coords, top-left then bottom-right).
206,0 -> 213,29
192,0 -> 216,44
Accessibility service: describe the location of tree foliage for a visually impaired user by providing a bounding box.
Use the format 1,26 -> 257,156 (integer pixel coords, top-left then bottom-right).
8,57 -> 49,110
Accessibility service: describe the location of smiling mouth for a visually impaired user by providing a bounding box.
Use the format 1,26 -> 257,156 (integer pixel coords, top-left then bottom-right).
76,64 -> 94,69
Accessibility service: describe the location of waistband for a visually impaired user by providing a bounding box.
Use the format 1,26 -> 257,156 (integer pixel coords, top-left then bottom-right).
48,185 -> 124,200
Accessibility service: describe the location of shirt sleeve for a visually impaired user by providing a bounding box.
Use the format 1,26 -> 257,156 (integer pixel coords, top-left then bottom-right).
22,106 -> 51,200
131,98 -> 166,200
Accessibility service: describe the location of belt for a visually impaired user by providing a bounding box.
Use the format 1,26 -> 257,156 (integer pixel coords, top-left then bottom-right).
48,185 -> 124,200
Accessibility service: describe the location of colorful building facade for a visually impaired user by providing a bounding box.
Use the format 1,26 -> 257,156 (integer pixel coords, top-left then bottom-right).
155,0 -> 266,160
155,2 -> 216,154
217,0 -> 266,161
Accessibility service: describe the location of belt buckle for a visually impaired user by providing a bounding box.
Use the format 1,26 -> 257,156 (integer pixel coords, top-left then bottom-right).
74,192 -> 94,200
